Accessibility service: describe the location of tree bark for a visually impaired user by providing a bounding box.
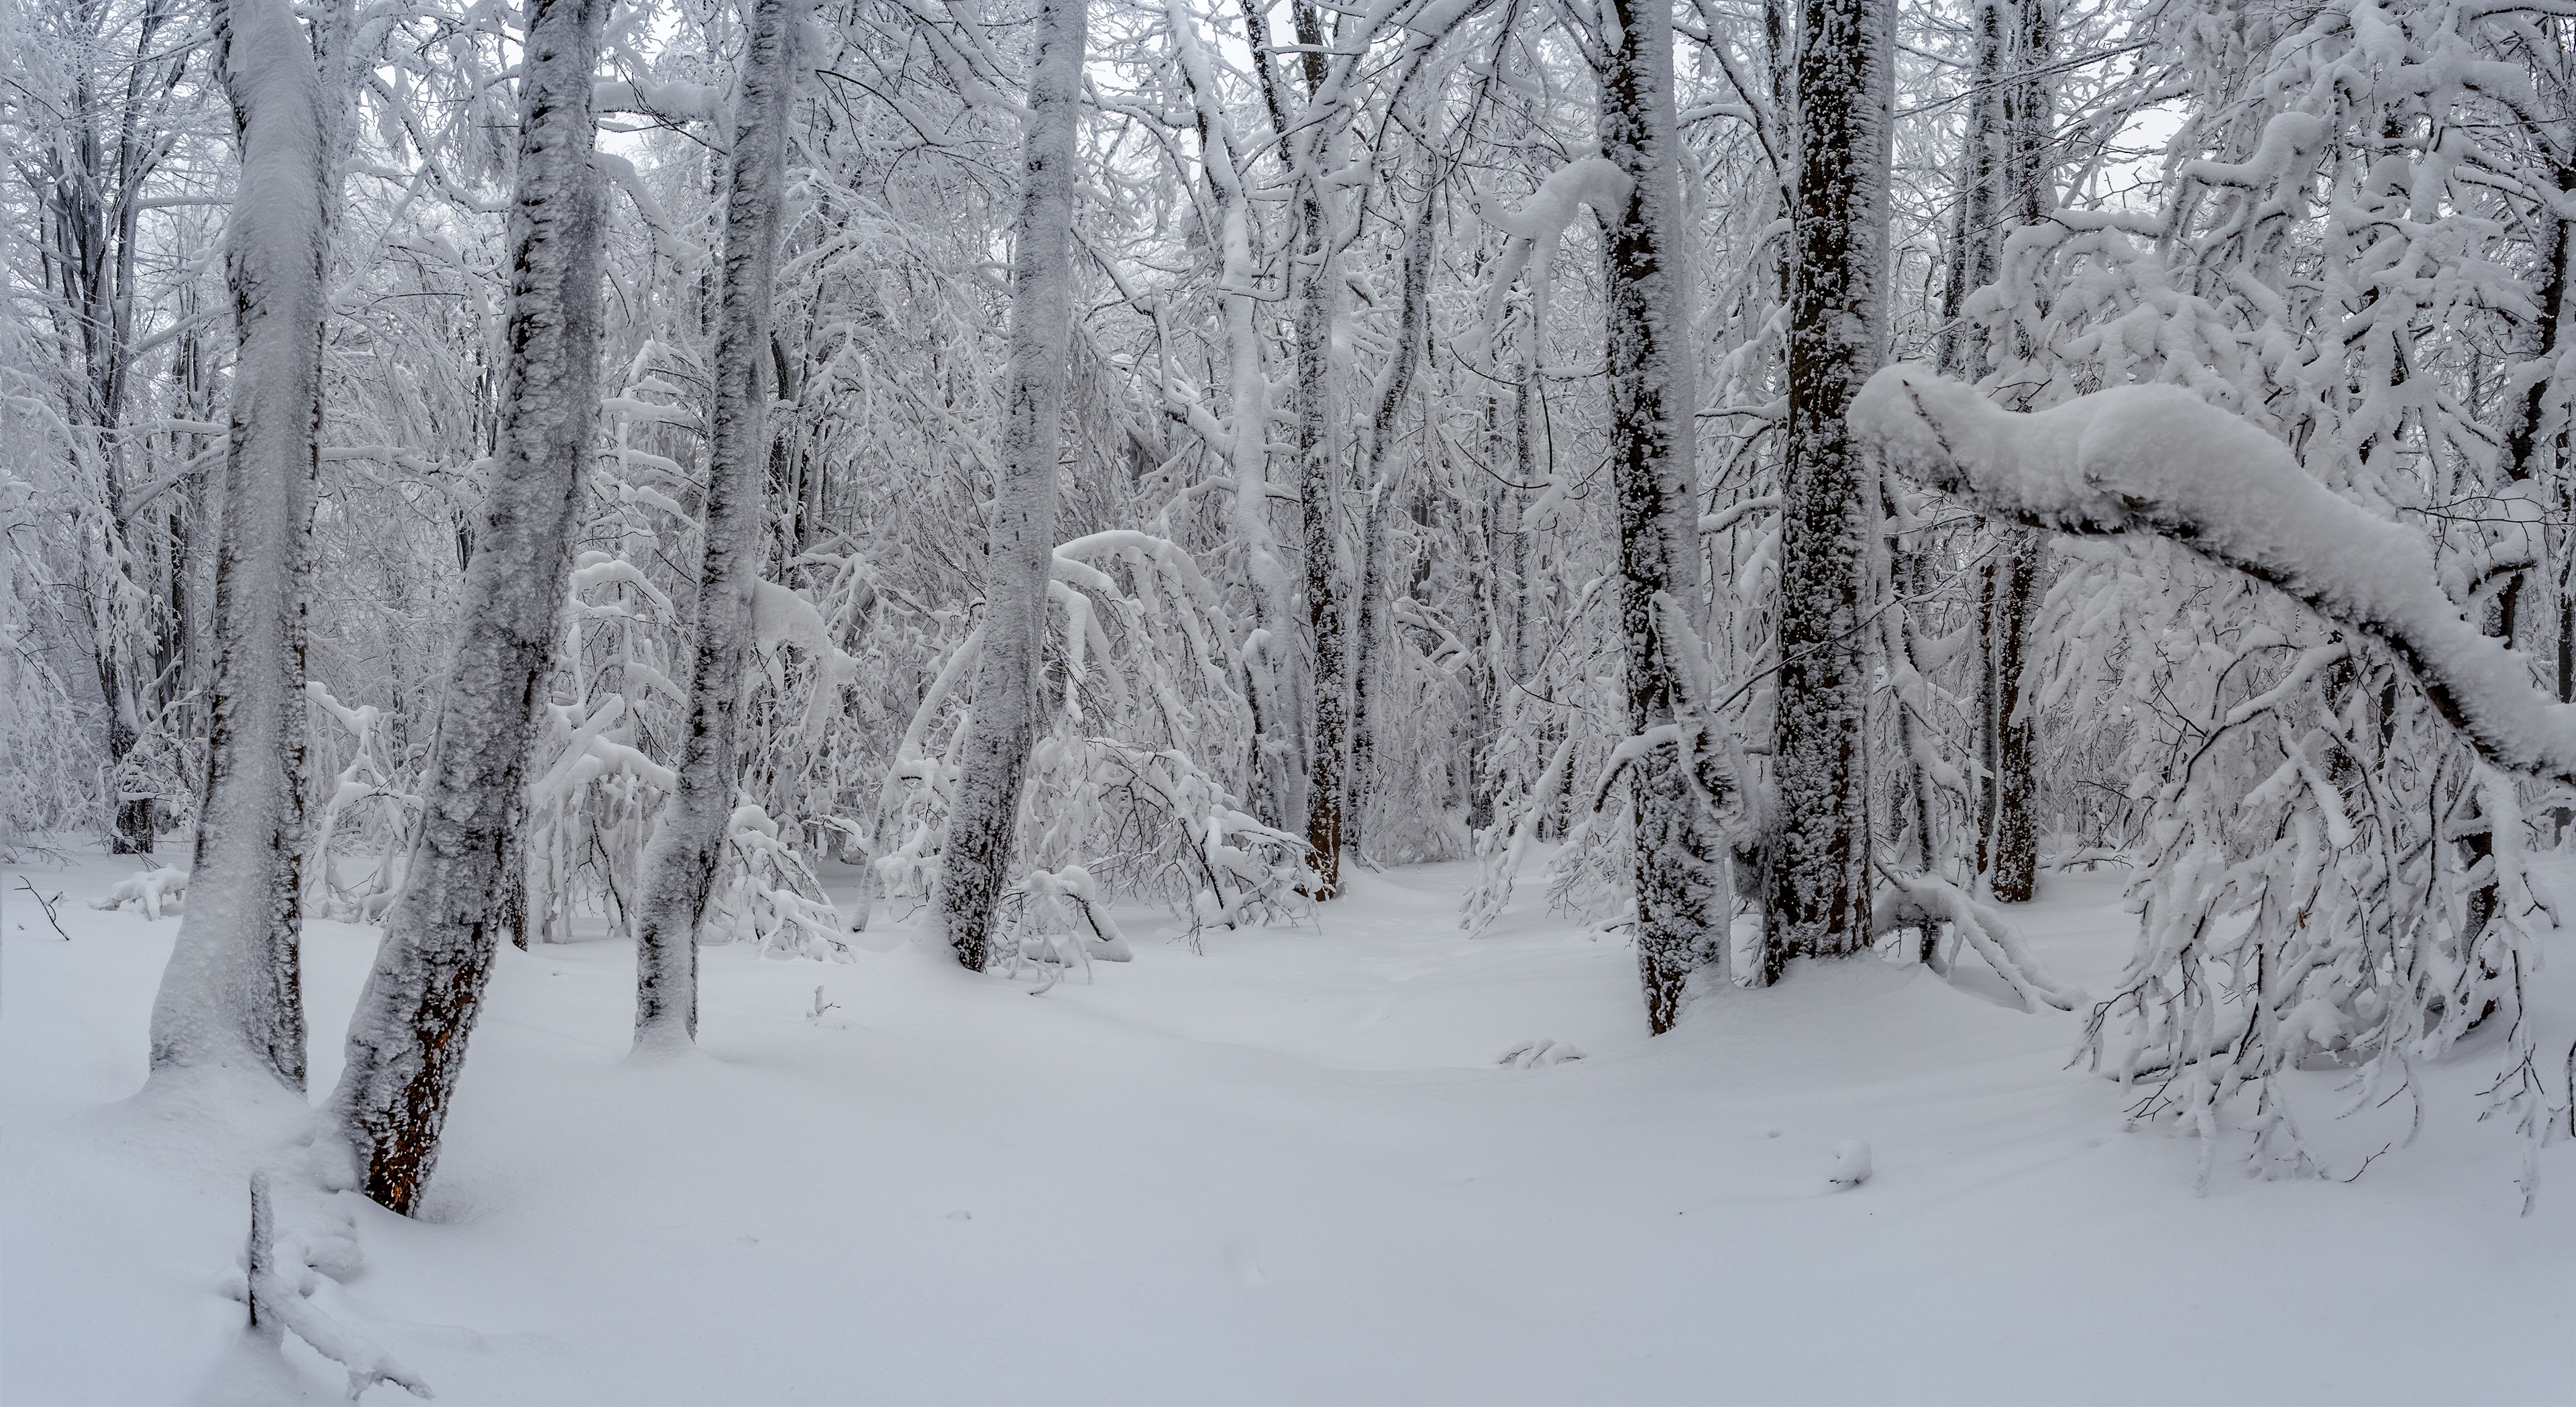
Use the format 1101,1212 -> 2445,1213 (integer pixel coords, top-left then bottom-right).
1982,534 -> 2041,900
1980,0 -> 2052,902
1763,0 -> 1893,979
931,0 -> 1086,970
144,0 -> 345,1092
1601,0 -> 1733,1033
325,0 -> 609,1213
631,0 -> 804,1039
1269,0 -> 1349,898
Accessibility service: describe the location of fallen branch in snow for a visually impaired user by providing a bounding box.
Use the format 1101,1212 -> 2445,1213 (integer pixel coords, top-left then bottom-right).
244,1171 -> 430,1401
1497,1037 -> 1585,1069
1873,869 -> 2086,1013
1852,364 -> 2576,790
17,878 -> 68,937
90,866 -> 187,919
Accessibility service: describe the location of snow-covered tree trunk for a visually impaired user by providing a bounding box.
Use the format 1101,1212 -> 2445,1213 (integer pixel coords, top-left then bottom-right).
1978,0 -> 2053,904
631,0 -> 804,1041
1165,0 -> 1295,831
143,0 -> 343,1091
2491,153 -> 2571,643
325,0 -> 608,1213
1933,0 -> 2002,384
1978,536 -> 2041,900
1346,191 -> 1434,860
930,0 -> 1085,971
1762,0 -> 1893,980
1294,221 -> 1347,895
1289,4 -> 1348,900
1601,0 -> 1731,1033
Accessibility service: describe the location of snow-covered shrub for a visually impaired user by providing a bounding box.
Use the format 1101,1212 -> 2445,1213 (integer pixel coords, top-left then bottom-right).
875,527 -> 1310,941
707,803 -> 850,959
302,682 -> 417,921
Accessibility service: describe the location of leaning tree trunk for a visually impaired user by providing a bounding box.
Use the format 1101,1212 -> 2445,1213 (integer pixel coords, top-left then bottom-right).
631,0 -> 804,1043
1763,0 -> 1894,980
930,0 -> 1086,971
143,0 -> 344,1092
324,0 -> 608,1214
1602,0 -> 1733,1034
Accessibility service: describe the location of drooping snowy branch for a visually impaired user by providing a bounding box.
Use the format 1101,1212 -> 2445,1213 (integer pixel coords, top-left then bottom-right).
1853,363 -> 2576,790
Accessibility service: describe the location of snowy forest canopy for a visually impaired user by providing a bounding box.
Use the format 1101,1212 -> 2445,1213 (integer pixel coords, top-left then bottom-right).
11,0 -> 2576,1263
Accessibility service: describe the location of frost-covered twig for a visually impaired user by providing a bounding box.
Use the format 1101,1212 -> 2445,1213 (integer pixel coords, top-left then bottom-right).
17,878 -> 68,937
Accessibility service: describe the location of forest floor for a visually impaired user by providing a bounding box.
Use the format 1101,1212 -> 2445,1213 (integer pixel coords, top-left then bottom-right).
4,844 -> 2572,1406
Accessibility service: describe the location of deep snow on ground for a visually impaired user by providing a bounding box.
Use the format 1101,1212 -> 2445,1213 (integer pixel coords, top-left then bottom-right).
4,845 -> 2571,1406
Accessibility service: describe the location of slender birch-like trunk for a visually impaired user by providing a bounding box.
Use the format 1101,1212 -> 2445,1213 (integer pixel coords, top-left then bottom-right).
931,0 -> 1085,970
1601,0 -> 1732,1033
1294,195 -> 1348,898
1346,192 -> 1435,859
1167,0 -> 1295,830
631,0 -> 804,1039
143,0 -> 343,1091
1980,0 -> 2052,903
325,0 -> 608,1213
1285,1 -> 1348,898
1763,0 -> 1892,978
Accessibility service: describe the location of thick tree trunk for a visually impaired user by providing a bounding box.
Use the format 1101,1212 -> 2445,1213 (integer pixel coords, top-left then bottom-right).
143,0 -> 343,1092
631,0 -> 804,1039
931,0 -> 1085,971
324,0 -> 608,1213
1601,0 -> 1732,1033
1763,0 -> 1893,979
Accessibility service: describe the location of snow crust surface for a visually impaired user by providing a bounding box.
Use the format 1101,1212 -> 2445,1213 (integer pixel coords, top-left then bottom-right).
5,845 -> 2571,1404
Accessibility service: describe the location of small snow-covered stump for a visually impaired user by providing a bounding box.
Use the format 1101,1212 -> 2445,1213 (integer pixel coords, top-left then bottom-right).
91,866 -> 188,919
1828,1141 -> 1872,1190
1497,1037 -> 1586,1070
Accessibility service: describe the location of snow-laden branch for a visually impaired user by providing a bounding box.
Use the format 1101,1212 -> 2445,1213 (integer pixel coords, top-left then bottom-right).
1460,156 -> 1631,364
1851,364 -> 2576,788
1875,872 -> 2086,1013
